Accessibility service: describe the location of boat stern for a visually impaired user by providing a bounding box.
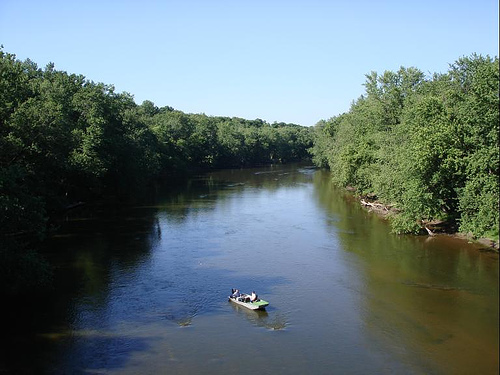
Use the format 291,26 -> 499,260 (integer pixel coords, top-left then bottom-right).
251,300 -> 269,309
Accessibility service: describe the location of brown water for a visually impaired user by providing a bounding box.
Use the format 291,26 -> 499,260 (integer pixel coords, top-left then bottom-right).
3,164 -> 498,374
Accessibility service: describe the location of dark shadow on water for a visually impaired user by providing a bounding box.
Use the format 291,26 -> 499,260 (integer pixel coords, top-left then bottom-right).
49,334 -> 150,375
0,332 -> 151,375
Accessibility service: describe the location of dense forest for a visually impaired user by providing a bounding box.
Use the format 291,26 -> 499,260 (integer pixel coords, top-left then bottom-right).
310,54 -> 499,241
0,49 -> 313,294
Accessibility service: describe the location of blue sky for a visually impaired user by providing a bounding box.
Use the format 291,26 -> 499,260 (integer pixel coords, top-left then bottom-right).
1,0 -> 498,126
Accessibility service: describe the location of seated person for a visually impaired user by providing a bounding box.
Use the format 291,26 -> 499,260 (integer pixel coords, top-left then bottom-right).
250,291 -> 258,302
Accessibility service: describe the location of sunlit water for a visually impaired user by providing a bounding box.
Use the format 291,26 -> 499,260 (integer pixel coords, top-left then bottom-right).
3,164 -> 498,374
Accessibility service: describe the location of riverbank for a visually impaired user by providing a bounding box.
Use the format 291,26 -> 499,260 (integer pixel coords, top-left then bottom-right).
358,194 -> 499,252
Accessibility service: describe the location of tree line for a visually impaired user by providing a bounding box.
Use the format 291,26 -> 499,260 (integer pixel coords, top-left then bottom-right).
0,49 -> 313,294
310,54 -> 499,241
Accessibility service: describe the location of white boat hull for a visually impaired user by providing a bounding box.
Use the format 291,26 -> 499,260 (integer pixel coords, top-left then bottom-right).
229,295 -> 269,310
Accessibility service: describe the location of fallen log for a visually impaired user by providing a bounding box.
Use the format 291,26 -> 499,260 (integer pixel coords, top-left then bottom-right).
424,226 -> 435,236
360,199 -> 389,211
420,219 -> 448,235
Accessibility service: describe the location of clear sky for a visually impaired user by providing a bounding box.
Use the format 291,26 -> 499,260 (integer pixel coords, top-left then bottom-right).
1,0 -> 498,126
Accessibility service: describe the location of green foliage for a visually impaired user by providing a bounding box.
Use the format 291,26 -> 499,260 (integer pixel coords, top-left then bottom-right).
311,54 -> 499,239
150,112 -> 313,170
450,55 -> 499,237
0,48 -> 313,293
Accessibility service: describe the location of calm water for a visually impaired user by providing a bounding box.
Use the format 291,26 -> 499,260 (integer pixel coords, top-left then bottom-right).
4,164 -> 498,374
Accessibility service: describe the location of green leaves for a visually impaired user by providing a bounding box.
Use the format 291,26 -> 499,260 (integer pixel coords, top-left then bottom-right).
1,48 -> 314,294
312,54 -> 499,239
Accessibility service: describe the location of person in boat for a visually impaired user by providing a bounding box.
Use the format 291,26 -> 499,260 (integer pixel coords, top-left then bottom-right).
250,291 -> 258,302
231,289 -> 241,298
238,292 -> 251,302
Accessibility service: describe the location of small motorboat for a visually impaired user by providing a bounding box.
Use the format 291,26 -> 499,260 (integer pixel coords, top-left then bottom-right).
228,292 -> 269,310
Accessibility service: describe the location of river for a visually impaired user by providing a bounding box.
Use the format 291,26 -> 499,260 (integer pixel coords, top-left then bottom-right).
3,164 -> 498,374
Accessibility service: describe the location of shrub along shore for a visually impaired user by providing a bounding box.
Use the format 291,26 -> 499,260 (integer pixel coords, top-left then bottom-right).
309,54 -> 498,248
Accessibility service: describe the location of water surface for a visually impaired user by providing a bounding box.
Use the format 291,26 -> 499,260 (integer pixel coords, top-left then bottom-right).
4,164 -> 498,374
